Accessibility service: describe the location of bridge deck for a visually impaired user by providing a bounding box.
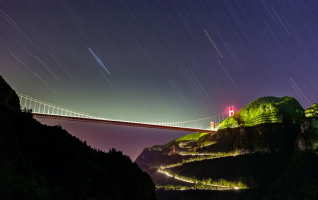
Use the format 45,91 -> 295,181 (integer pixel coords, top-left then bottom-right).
33,113 -> 217,134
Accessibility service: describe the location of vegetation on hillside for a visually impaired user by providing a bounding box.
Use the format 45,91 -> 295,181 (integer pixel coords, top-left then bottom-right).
0,75 -> 158,200
175,132 -> 208,142
219,96 -> 304,128
158,168 -> 247,189
305,103 -> 318,118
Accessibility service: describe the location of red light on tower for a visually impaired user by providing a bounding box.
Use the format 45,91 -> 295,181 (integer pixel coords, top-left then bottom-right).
229,107 -> 235,116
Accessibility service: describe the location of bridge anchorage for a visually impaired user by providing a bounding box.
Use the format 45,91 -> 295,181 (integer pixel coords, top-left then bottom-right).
17,92 -> 234,134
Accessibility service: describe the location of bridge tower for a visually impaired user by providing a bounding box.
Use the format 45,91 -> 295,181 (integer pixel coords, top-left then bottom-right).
229,106 -> 235,116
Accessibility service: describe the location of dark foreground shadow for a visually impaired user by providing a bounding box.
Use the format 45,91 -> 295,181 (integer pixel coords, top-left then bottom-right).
156,189 -> 265,200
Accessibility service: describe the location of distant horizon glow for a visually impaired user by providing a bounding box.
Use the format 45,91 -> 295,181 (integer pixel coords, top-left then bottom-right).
36,117 -> 189,161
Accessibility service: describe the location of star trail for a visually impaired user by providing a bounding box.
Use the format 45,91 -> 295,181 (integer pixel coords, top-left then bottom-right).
1,0 -> 318,160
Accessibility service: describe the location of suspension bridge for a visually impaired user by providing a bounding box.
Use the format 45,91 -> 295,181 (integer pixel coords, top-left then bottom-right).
17,92 -> 233,134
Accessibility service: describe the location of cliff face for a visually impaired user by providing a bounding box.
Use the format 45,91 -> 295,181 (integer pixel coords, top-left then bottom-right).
206,123 -> 300,154
297,105 -> 318,151
135,145 -> 164,170
266,111 -> 318,199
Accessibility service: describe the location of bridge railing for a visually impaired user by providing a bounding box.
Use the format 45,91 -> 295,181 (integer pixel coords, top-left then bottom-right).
17,92 -> 228,131
145,114 -> 227,131
17,92 -> 106,120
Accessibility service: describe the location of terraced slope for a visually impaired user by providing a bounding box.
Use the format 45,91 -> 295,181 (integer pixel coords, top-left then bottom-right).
219,96 -> 304,128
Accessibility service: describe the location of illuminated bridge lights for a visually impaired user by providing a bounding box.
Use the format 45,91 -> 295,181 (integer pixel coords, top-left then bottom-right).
229,106 -> 235,116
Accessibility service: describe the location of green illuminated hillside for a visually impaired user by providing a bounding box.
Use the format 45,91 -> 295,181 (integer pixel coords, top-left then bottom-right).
175,132 -> 208,142
136,97 -> 318,200
219,96 -> 304,128
305,103 -> 318,118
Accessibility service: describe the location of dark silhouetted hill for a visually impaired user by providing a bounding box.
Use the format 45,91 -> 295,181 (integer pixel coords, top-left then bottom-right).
0,75 -> 158,200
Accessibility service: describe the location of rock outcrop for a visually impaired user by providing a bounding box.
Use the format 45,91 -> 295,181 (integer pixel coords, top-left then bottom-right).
135,145 -> 164,170
297,104 -> 318,151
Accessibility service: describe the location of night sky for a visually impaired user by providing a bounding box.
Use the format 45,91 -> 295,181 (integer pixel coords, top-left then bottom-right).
1,0 -> 318,160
